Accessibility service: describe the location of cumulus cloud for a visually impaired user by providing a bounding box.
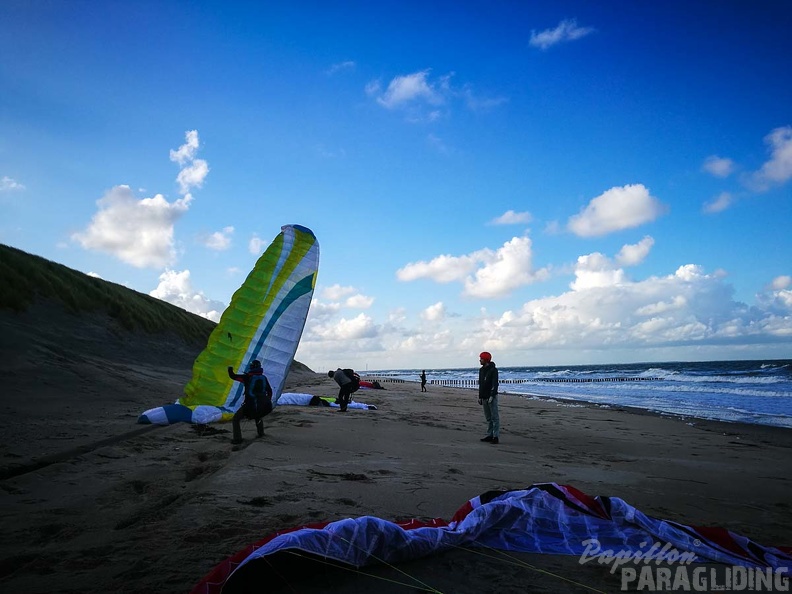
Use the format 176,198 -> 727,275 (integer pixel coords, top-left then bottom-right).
615,236 -> 655,267
529,19 -> 595,50
702,155 -> 736,177
370,70 -> 447,109
73,131 -> 208,268
149,269 -> 226,322
169,130 -> 200,165
486,262 -> 789,352
1,176 -> 25,191
308,312 -> 378,341
703,192 -> 735,214
346,294 -> 374,309
398,236 -> 550,298
568,238 -> 653,291
771,275 -> 791,290
567,184 -> 667,237
202,226 -> 234,250
490,210 -> 533,225
464,236 -> 550,298
72,185 -> 191,268
323,284 -> 357,301
746,125 -> 792,191
570,251 -> 627,291
421,301 -> 446,322
176,159 -> 209,194
397,252 -> 481,283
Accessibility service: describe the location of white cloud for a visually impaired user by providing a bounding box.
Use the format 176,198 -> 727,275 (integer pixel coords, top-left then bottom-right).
74,131 -> 208,268
309,313 -> 378,341
397,252 -> 481,283
771,275 -> 791,290
421,301 -> 446,322
570,251 -> 627,291
87,271 -> 102,279
615,236 -> 654,267
703,192 -> 735,214
176,159 -> 209,194
485,263 -> 783,353
570,238 -> 653,291
464,236 -> 550,298
149,269 -> 226,322
326,60 -> 356,75
1,176 -> 25,191
72,185 -> 191,268
169,130 -> 200,166
702,155 -> 736,178
491,210 -> 533,225
323,284 -> 356,300
529,19 -> 595,50
567,184 -> 667,237
346,294 -> 374,309
747,125 -> 792,191
372,70 -> 446,109
249,234 -> 267,255
368,70 -> 503,122
398,236 -> 550,298
202,226 -> 234,250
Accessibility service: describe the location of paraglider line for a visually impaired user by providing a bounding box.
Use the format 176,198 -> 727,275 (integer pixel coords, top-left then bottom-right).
280,550 -> 444,592
448,543 -> 608,593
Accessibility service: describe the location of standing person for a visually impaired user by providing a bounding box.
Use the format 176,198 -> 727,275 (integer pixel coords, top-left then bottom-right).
477,352 -> 500,444
420,370 -> 427,392
228,359 -> 273,445
328,368 -> 359,412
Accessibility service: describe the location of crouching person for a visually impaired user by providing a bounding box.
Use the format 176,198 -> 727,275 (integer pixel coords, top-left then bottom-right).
228,359 -> 273,445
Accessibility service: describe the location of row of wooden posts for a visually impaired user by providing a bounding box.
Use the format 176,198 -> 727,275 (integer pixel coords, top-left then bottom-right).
362,376 -> 661,386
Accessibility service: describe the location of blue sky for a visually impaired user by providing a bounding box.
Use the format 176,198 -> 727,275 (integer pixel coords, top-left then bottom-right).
2,1 -> 791,371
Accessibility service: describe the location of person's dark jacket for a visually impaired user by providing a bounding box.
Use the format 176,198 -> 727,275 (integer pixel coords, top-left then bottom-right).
478,361 -> 498,401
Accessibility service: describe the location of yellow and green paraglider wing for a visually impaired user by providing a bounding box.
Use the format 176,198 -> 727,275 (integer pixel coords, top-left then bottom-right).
138,224 -> 319,425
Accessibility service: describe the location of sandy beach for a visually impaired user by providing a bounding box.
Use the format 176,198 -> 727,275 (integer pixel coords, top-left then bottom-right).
1,304 -> 791,594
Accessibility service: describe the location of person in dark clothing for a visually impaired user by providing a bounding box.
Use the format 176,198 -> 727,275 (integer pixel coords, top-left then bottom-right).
477,352 -> 500,444
328,368 -> 359,412
420,370 -> 427,392
228,359 -> 273,444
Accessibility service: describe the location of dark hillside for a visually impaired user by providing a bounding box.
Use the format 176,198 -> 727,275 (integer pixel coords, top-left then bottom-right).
0,243 -> 216,344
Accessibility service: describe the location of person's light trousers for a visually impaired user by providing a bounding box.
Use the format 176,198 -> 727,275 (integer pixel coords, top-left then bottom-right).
483,397 -> 500,437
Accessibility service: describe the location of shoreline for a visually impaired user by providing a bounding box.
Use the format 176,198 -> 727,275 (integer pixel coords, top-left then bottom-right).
373,375 -> 792,434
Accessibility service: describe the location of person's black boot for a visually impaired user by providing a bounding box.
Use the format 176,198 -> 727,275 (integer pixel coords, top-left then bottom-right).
480,435 -> 493,442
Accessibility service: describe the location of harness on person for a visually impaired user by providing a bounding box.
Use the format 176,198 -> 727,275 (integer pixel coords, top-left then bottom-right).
343,369 -> 361,393
245,374 -> 273,418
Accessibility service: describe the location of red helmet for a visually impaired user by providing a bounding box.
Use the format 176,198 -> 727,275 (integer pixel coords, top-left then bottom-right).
479,352 -> 492,362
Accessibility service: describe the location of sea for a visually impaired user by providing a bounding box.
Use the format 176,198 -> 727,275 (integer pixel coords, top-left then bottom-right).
367,359 -> 792,429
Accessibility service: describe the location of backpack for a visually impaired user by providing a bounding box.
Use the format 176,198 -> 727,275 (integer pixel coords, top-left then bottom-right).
343,368 -> 361,393
246,375 -> 273,418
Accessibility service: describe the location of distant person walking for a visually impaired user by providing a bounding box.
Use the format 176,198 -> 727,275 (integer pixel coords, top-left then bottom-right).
227,359 -> 273,445
328,368 -> 360,412
477,352 -> 500,444
420,370 -> 427,392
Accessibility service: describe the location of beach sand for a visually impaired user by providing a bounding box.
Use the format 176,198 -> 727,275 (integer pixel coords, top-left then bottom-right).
1,304 -> 791,593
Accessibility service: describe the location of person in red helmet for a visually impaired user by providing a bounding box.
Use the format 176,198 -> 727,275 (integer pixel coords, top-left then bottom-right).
477,351 -> 500,444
